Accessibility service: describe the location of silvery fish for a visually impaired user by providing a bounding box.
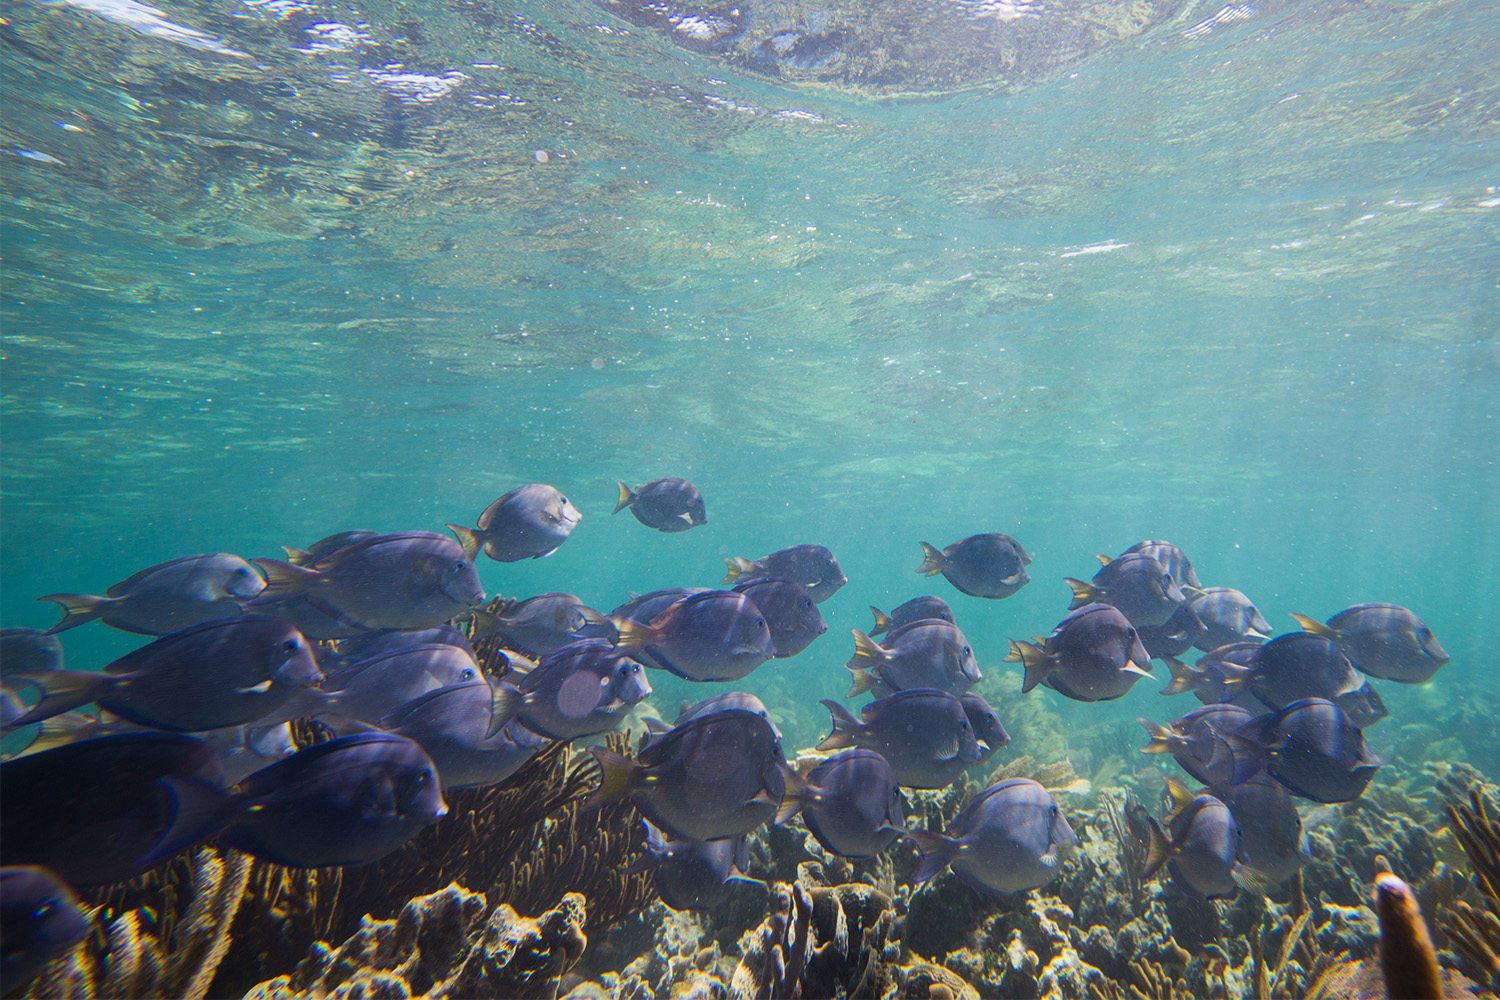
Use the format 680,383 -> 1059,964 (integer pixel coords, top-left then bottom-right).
222,732 -> 447,868
777,748 -> 905,859
1008,604 -> 1152,703
646,691 -> 782,743
639,823 -> 754,911
282,530 -> 381,566
492,639 -> 651,741
720,544 -> 846,603
377,680 -> 550,789
1216,771 -> 1306,888
586,708 -> 786,841
1247,698 -> 1381,804
448,484 -> 581,562
868,596 -> 954,637
612,590 -> 775,682
1143,778 -> 1257,900
907,778 -> 1077,895
917,533 -> 1031,599
472,593 -> 608,658
1190,588 -> 1272,651
613,478 -> 707,532
251,532 -> 485,631
39,553 -> 266,635
273,643 -> 483,726
1137,603 -> 1209,660
732,578 -> 826,658
1121,540 -> 1201,591
5,616 -> 321,733
0,732 -> 228,885
818,689 -> 982,789
1139,704 -> 1263,787
846,620 -> 980,698
1290,604 -> 1449,684
1065,551 -> 1191,628
962,691 -> 1011,766
0,866 -> 89,995
1245,633 -> 1385,727
0,629 -> 64,677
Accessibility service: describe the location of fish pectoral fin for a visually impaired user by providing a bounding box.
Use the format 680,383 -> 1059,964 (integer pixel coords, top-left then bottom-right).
236,679 -> 275,695
1231,862 -> 1276,897
1122,663 -> 1154,678
1038,850 -> 1059,869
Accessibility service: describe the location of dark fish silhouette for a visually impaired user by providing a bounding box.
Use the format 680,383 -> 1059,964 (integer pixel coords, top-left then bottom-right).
448,484 -> 581,562
906,778 -> 1077,895
1008,603 -> 1152,702
639,823 -> 754,911
846,619 -> 979,699
472,592 -> 608,658
1065,551 -> 1192,628
732,578 -> 826,658
720,544 -> 846,603
377,680 -> 550,789
818,689 -> 981,789
1189,588 -> 1272,651
1290,605 -> 1449,684
1139,704 -> 1263,787
613,590 -> 775,682
917,534 -> 1031,599
1246,698 -> 1380,804
1245,633 -> 1386,727
251,531 -> 485,631
39,553 -> 266,635
868,596 -> 953,637
221,732 -> 447,867
777,748 -> 905,859
1142,777 -> 1261,900
613,478 -> 706,532
6,616 -> 320,733
586,708 -> 786,842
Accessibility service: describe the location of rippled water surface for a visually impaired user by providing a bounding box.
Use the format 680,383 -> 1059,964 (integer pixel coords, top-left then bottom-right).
2,0 -> 1497,825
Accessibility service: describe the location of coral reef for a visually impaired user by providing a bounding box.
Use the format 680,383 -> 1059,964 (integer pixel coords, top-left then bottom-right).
242,884 -> 588,1000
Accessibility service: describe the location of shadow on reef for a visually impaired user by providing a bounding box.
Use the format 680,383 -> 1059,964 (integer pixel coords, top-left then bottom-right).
11,745 -> 1500,999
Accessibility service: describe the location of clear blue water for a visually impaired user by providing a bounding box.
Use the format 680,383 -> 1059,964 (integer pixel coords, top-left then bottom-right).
1,0 -> 1497,958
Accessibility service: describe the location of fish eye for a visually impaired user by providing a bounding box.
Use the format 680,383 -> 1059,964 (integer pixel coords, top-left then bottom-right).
962,646 -> 971,657
461,668 -> 476,681
756,619 -> 766,629
959,720 -> 970,731
415,769 -> 432,787
33,900 -> 55,920
560,497 -> 568,505
281,639 -> 301,654
1050,805 -> 1059,818
453,560 -> 466,572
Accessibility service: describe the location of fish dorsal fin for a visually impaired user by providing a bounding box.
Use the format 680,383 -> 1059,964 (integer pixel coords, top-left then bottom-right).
1289,612 -> 1337,640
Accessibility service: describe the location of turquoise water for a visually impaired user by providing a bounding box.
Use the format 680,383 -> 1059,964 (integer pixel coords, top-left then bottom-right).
1,0 -> 1498,970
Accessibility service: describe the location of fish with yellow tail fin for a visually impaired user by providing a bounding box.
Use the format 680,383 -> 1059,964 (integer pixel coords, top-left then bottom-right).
1291,604 -> 1449,684
1006,604 -> 1152,702
776,748 -> 905,859
1064,549 -> 1192,628
905,778 -> 1077,896
446,484 -> 580,562
1374,871 -> 1446,999
818,690 -> 981,790
612,477 -> 706,533
916,534 -> 1031,599
1138,704 -> 1264,787
1142,776 -> 1271,899
844,621 -> 979,699
715,544 -> 846,603
867,595 -> 954,637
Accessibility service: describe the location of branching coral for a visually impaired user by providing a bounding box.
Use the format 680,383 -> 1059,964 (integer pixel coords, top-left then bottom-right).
1441,784 -> 1500,989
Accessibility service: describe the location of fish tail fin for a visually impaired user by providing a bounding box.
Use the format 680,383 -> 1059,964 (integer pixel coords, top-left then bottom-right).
583,746 -> 637,812
846,668 -> 879,699
1008,639 -> 1054,694
572,606 -> 616,641
1162,775 -> 1196,820
816,699 -> 860,751
1142,817 -> 1175,879
1289,612 -> 1337,640
446,523 -> 482,561
906,829 -> 959,885
720,557 -> 755,586
846,629 -> 887,670
246,558 -> 322,604
1138,718 -> 1187,755
4,671 -> 117,729
868,606 -> 892,637
281,545 -> 314,566
916,542 -> 946,577
1159,657 -> 1202,696
1232,862 -> 1276,897
775,762 -> 810,825
611,617 -> 654,651
37,593 -> 108,634
486,682 -> 521,739
612,482 -> 636,514
135,776 -> 235,868
1063,578 -> 1104,610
